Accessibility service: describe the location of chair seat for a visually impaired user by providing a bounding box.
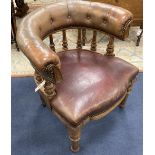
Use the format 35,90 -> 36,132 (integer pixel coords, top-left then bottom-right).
51,49 -> 138,126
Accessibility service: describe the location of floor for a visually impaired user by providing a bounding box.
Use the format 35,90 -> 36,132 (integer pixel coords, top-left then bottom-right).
11,73 -> 143,155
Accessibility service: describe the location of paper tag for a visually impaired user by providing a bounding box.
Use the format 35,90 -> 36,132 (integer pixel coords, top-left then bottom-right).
35,80 -> 46,92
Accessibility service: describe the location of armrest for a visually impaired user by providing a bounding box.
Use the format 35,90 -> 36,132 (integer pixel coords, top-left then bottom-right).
16,22 -> 61,82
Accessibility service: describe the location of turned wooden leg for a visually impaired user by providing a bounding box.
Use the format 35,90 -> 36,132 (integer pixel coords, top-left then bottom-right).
68,127 -> 81,152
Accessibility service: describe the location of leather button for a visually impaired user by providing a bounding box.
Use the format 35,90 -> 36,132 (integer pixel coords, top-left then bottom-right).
87,15 -> 90,19
103,18 -> 107,24
51,18 -> 54,23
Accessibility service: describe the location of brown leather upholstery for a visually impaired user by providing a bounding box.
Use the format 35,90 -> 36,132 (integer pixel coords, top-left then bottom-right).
51,49 -> 138,127
16,1 -> 133,79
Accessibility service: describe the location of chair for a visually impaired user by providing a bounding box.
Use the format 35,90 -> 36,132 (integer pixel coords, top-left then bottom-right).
16,1 -> 139,152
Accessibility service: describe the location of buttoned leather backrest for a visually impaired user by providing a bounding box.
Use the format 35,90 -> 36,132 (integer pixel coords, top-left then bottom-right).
17,1 -> 133,78
18,1 -> 133,40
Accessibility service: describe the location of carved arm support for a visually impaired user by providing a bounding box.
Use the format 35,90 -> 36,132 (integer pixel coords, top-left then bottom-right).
34,64 -> 62,101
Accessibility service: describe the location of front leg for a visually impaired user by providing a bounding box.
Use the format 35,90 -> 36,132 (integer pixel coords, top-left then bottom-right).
67,126 -> 81,152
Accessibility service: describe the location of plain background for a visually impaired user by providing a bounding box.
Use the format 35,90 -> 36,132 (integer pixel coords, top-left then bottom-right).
0,0 -> 154,155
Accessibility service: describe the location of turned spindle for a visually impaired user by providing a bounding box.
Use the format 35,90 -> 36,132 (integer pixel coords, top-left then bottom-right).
77,28 -> 82,49
49,34 -> 55,51
62,30 -> 68,50
91,30 -> 97,51
105,35 -> 115,56
82,28 -> 86,46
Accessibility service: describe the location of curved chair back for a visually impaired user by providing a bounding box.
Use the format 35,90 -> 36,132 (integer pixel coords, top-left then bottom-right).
17,1 -> 133,80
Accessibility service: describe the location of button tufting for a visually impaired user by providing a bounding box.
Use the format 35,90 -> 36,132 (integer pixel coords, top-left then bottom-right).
87,15 -> 90,19
51,18 -> 54,23
68,15 -> 71,19
103,18 -> 107,24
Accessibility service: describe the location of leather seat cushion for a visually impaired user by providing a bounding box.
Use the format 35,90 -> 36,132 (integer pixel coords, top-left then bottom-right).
51,49 -> 138,126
